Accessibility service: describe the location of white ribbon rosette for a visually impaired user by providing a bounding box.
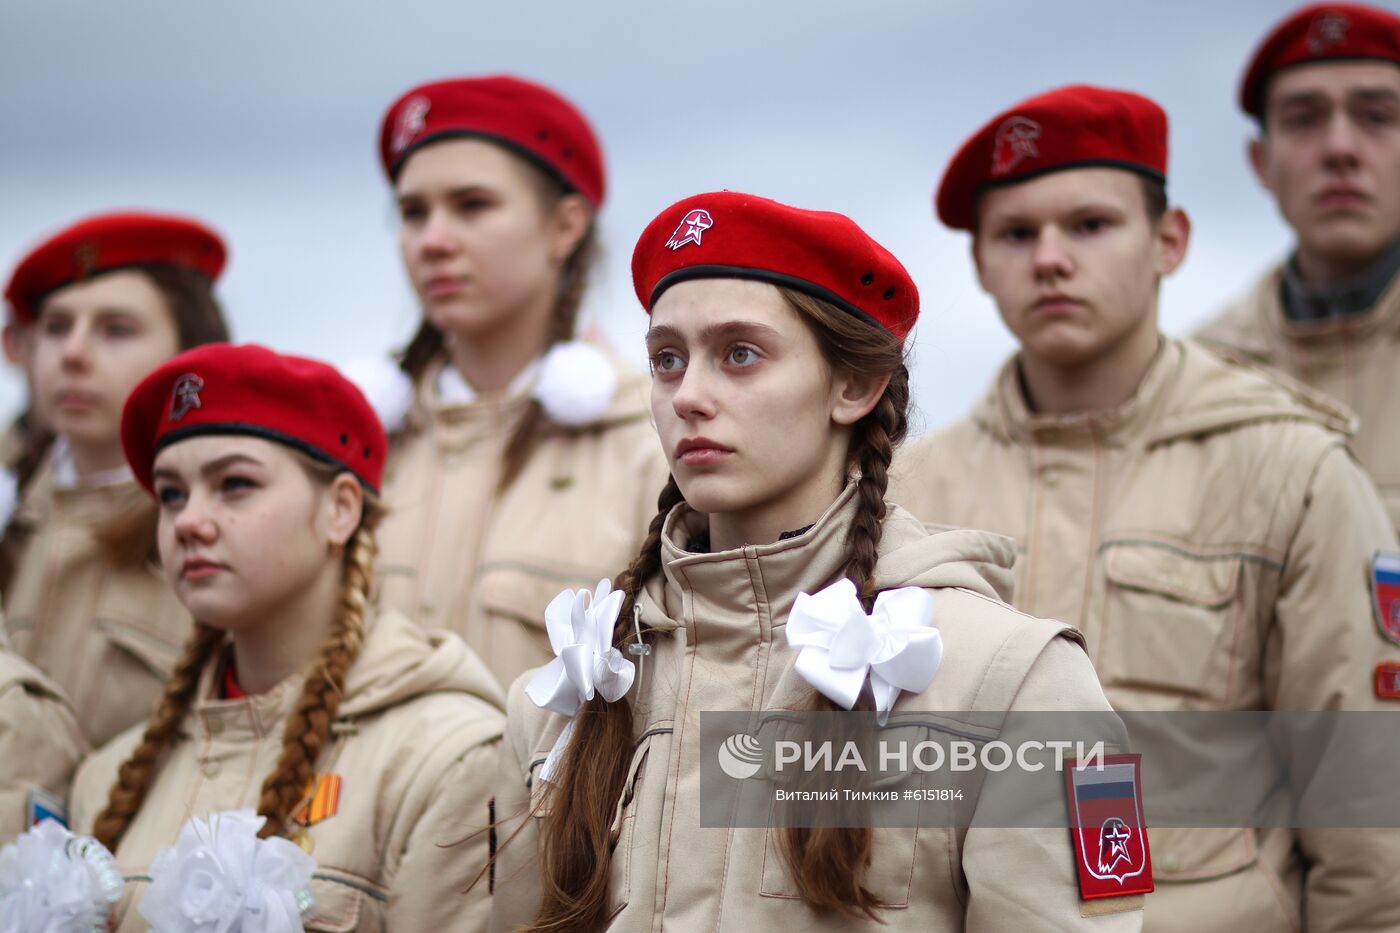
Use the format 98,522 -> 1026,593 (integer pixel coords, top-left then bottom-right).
0,818 -> 123,933
138,809 -> 317,933
785,578 -> 942,725
525,578 -> 634,783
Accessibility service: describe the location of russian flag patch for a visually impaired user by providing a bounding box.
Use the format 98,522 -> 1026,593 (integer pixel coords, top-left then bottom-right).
1063,753 -> 1154,900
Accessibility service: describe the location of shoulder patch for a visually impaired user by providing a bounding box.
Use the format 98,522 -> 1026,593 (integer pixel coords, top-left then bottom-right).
1064,753 -> 1154,900
1371,553 -> 1400,646
1376,661 -> 1400,700
28,786 -> 67,828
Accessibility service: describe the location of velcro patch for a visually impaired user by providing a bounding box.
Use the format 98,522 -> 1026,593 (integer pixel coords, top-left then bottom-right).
1376,661 -> 1400,700
1371,552 -> 1400,645
1064,753 -> 1154,900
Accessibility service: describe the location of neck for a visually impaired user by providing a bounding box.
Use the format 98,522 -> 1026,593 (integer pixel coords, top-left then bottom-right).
1018,319 -> 1161,416
227,559 -> 343,695
1294,245 -> 1381,286
707,452 -> 849,553
67,437 -> 130,484
443,295 -> 557,395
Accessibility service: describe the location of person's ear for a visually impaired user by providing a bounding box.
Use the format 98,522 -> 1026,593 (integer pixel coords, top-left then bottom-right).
1154,207 -> 1191,277
831,370 -> 891,427
324,473 -> 364,548
1248,135 -> 1274,193
548,193 -> 592,264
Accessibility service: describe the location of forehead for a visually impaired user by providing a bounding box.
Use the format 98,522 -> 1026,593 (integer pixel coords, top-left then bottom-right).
1267,59 -> 1400,103
152,433 -> 291,473
394,136 -> 540,195
976,167 -> 1146,223
39,268 -> 167,317
649,278 -> 796,334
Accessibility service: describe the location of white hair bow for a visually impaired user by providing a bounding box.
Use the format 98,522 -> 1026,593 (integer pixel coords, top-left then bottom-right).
526,579 -> 634,783
785,578 -> 942,725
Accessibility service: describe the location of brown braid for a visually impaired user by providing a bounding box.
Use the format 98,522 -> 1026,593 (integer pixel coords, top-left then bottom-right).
92,622 -> 226,850
527,477 -> 682,932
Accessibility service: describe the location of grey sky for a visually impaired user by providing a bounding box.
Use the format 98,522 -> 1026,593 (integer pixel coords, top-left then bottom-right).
0,0 -> 1353,435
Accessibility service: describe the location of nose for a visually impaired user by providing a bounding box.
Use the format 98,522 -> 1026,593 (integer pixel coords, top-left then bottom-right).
416,206 -> 461,259
669,362 -> 718,422
59,320 -> 91,371
1321,110 -> 1362,171
1031,226 -> 1073,282
170,489 -> 218,547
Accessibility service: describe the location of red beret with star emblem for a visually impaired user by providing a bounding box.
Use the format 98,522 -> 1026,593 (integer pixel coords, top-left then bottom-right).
122,343 -> 387,495
631,190 -> 918,341
1240,3 -> 1400,118
5,211 -> 226,324
378,75 -> 606,207
935,85 -> 1169,232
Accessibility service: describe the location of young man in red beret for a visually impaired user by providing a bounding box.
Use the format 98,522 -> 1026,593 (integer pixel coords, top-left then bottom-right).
890,83 -> 1400,932
1197,3 -> 1400,539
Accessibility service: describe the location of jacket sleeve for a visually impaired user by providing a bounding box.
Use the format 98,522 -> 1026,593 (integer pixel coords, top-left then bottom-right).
0,657 -> 86,839
487,680 -> 547,933
961,634 -> 1143,932
386,739 -> 500,933
1269,443 -> 1400,932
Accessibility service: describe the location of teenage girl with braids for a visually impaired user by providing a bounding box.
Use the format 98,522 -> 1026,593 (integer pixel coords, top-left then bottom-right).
1,211 -> 229,748
363,76 -> 667,688
68,344 -> 505,931
490,192 -> 1144,931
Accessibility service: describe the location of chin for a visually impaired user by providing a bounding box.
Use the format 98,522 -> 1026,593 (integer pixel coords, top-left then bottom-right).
672,473 -> 754,519
422,300 -> 511,338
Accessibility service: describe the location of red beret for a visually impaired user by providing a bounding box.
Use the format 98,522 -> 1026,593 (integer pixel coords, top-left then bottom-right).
5,211 -> 226,324
379,75 -> 606,208
1240,3 -> 1400,117
936,85 -> 1169,232
122,344 -> 387,496
631,191 -> 918,341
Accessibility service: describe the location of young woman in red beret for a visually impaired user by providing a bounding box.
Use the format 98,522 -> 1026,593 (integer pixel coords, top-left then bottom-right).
490,192 -> 1143,931
362,75 -> 667,689
67,344 -> 503,932
0,211 -> 230,749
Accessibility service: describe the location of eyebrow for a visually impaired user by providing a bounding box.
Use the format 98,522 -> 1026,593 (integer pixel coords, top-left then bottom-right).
396,184 -> 493,204
645,320 -> 784,347
152,452 -> 265,483
1275,87 -> 1400,107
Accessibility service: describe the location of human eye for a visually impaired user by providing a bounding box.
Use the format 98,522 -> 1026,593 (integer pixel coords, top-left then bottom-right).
725,345 -> 761,367
102,317 -> 140,339
649,349 -> 685,376
998,225 -> 1036,244
1074,215 -> 1109,235
155,483 -> 186,508
398,200 -> 427,224
219,474 -> 258,497
39,314 -> 71,338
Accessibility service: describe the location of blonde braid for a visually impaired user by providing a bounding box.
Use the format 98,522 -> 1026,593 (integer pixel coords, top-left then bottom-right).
254,520 -> 376,838
93,622 -> 226,850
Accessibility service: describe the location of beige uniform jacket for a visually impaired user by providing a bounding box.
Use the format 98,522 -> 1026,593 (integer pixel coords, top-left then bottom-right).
491,484 -> 1143,932
1197,265 -> 1400,535
376,356 -> 669,690
70,609 -> 505,933
889,338 -> 1400,933
0,629 -> 85,840
1,456 -> 192,747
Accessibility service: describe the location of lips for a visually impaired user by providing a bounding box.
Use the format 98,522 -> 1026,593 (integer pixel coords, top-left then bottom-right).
674,436 -> 734,467
180,557 -> 226,581
423,275 -> 468,298
53,388 -> 99,410
1316,186 -> 1370,210
1031,293 -> 1081,315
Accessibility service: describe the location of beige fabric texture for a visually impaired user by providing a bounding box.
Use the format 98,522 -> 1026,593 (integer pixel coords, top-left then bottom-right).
491,485 -> 1143,932
69,609 -> 505,933
0,633 -> 85,839
1197,265 -> 1400,536
889,338 -> 1400,933
375,355 -> 669,690
2,454 -> 192,747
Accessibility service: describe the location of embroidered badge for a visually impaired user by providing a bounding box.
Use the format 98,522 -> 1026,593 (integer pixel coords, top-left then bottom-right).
292,772 -> 342,828
666,208 -> 714,250
1371,552 -> 1400,645
991,116 -> 1041,176
391,94 -> 432,156
1307,11 -> 1350,53
168,373 -> 204,422
1064,754 -> 1154,900
1376,661 -> 1400,700
73,240 -> 100,277
28,787 -> 67,828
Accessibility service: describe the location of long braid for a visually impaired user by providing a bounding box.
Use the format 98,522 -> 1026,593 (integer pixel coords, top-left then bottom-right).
528,476 -> 682,932
253,521 -> 375,839
93,622 -> 226,850
844,367 -> 910,606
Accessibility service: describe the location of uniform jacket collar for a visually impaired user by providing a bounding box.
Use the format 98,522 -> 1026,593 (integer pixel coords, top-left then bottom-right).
973,337 -> 1354,450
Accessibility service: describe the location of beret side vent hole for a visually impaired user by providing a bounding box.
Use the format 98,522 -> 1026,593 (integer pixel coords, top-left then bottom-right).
860,272 -> 875,286
883,288 -> 896,300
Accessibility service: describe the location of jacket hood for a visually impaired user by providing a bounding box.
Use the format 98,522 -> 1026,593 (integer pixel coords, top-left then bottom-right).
338,609 -> 506,718
873,507 -> 1016,603
971,338 -> 1355,449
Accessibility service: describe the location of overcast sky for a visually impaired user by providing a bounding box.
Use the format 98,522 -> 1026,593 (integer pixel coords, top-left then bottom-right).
0,0 -> 1360,436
